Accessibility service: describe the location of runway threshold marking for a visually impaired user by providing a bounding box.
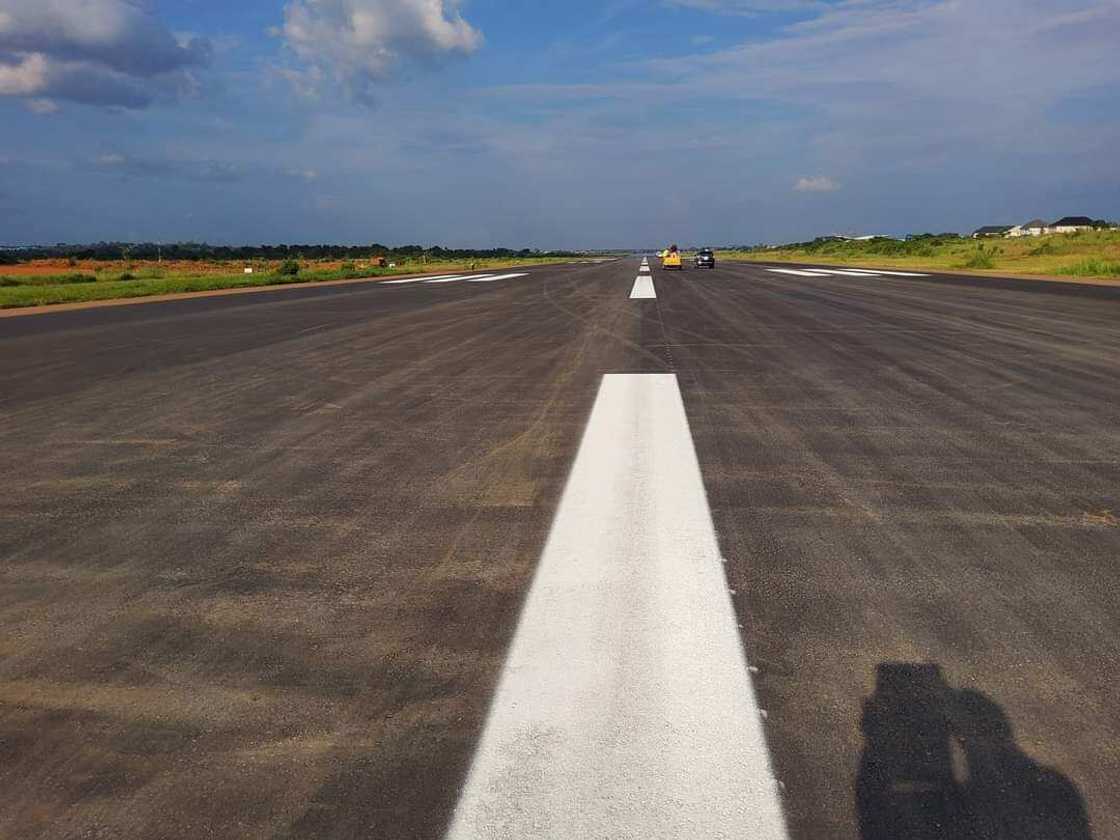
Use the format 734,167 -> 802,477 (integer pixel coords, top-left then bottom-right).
847,269 -> 931,276
427,274 -> 495,284
765,268 -> 930,278
766,268 -> 833,277
630,276 -> 657,299
809,268 -> 932,277
467,273 -> 529,283
381,274 -> 462,285
446,373 -> 788,840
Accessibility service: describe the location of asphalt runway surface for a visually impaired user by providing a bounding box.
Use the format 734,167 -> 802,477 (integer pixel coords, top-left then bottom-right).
1,258 -> 1117,839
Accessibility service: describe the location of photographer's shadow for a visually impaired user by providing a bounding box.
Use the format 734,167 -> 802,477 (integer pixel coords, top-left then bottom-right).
857,663 -> 1092,840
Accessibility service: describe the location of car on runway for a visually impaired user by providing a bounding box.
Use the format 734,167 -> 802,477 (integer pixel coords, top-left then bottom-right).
662,245 -> 683,270
694,248 -> 715,269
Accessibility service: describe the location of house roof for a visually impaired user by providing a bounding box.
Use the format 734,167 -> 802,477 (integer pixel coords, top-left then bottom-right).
1051,216 -> 1094,226
1022,219 -> 1047,228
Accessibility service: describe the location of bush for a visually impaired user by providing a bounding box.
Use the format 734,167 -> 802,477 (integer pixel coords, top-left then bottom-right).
118,272 -> 136,281
276,260 -> 301,277
1030,241 -> 1056,256
0,277 -> 22,287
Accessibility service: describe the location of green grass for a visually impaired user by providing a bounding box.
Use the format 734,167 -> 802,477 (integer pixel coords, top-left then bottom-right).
0,273 -> 100,287
961,245 -> 997,270
724,229 -> 1120,280
1060,258 -> 1120,277
0,257 -> 588,309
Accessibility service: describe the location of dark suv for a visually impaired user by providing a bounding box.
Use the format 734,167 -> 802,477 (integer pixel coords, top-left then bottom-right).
694,248 -> 716,269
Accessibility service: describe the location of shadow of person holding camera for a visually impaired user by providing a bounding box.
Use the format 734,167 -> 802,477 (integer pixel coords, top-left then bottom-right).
857,663 -> 1092,840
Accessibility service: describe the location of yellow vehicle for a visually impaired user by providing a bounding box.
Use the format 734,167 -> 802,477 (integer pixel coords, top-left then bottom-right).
661,245 -> 683,270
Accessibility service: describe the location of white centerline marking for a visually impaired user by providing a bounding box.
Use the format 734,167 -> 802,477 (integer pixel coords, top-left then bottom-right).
639,265 -> 651,273
814,269 -> 883,276
630,276 -> 656,299
468,272 -> 529,283
445,374 -> 789,840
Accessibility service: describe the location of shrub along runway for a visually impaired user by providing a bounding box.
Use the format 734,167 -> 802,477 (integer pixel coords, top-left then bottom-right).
0,258 -> 1117,839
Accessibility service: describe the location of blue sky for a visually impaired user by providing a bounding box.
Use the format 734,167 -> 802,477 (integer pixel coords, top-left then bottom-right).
1,0 -> 1118,248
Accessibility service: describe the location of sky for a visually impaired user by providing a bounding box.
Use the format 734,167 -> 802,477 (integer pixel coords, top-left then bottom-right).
1,0 -> 1118,248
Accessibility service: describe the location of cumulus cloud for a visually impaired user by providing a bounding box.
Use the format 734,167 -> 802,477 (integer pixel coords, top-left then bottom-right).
0,0 -> 210,109
794,175 -> 838,192
280,0 -> 482,102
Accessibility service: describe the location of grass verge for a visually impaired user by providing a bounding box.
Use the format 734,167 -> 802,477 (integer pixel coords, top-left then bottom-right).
723,229 -> 1120,280
0,258 -> 585,309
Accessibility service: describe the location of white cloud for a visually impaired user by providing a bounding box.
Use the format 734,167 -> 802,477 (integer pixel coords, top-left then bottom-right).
285,167 -> 320,181
794,175 -> 838,192
0,0 -> 209,109
0,51 -> 46,95
26,97 -> 59,114
643,1 -> 1120,178
666,0 -> 825,12
280,0 -> 482,102
91,153 -> 244,182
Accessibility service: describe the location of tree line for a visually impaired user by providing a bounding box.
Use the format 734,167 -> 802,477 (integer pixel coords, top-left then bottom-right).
0,242 -> 582,264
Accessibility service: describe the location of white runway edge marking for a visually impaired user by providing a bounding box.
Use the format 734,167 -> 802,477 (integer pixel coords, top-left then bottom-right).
468,273 -> 529,283
630,276 -> 657,299
445,374 -> 789,840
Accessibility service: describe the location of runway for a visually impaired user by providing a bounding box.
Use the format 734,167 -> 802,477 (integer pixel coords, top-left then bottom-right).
1,257 -> 1117,839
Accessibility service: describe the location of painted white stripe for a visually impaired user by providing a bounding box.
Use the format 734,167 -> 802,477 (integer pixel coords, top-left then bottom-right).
381,274 -> 460,285
768,267 -> 930,278
467,273 -> 529,283
427,274 -> 497,284
639,265 -> 651,273
445,374 -> 789,840
860,270 -> 930,277
766,268 -> 833,277
630,276 -> 656,299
